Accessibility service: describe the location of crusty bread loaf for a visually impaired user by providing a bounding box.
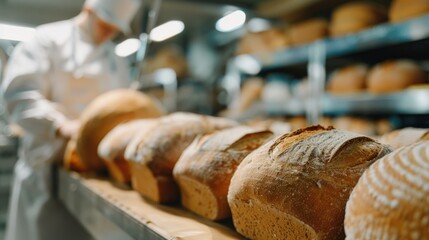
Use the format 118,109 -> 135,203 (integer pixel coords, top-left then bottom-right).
389,0 -> 429,23
330,2 -> 387,37
367,60 -> 426,94
98,119 -> 158,184
173,126 -> 273,220
345,141 -> 429,239
327,64 -> 368,94
227,125 -> 392,240
63,137 -> 90,172
125,112 -> 237,203
378,127 -> 429,149
287,18 -> 329,46
76,89 -> 165,171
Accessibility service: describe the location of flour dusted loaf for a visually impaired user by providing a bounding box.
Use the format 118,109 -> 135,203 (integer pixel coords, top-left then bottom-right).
98,119 -> 158,184
76,89 -> 165,171
327,64 -> 368,94
227,125 -> 392,240
389,0 -> 429,23
378,127 -> 429,149
125,112 -> 237,203
330,2 -> 387,37
345,141 -> 429,239
367,60 -> 426,93
173,126 -> 273,220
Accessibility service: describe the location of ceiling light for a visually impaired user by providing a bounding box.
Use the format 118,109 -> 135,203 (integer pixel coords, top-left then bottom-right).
0,23 -> 35,42
216,10 -> 246,32
149,20 -> 185,42
115,38 -> 141,57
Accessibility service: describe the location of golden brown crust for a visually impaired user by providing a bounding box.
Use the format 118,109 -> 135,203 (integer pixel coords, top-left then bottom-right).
389,0 -> 429,23
63,138 -> 90,172
327,64 -> 368,94
173,126 -> 273,220
126,112 -> 237,203
330,2 -> 387,36
98,119 -> 159,183
228,125 -> 392,240
76,89 -> 165,171
367,60 -> 426,94
287,18 -> 329,46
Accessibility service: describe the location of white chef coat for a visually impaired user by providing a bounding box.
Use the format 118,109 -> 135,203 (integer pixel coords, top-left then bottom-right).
2,18 -> 130,240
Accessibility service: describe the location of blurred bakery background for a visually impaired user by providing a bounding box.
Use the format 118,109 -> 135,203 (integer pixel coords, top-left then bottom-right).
2,0 -> 429,238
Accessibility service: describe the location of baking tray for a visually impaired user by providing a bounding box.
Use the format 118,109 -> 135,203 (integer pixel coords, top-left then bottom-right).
58,169 -> 243,240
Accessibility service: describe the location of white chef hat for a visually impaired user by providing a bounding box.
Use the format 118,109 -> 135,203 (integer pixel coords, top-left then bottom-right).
85,0 -> 141,34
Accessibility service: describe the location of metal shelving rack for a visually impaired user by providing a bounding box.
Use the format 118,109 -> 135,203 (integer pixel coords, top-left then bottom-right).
58,169 -> 242,240
229,14 -> 429,119
246,14 -> 429,70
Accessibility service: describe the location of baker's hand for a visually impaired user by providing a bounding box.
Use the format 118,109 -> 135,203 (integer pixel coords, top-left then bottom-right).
57,120 -> 80,139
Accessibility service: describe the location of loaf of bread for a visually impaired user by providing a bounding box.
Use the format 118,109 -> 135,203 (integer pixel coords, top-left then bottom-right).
98,119 -> 158,184
76,89 -> 165,171
345,141 -> 429,239
173,126 -> 273,220
287,18 -> 329,46
378,127 -> 429,149
63,137 -> 90,172
327,64 -> 368,94
125,112 -> 237,203
389,0 -> 429,23
227,125 -> 392,240
330,2 -> 387,37
367,60 -> 426,93
236,28 -> 290,55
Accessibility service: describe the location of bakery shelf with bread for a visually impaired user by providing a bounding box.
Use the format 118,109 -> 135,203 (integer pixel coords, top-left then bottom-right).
235,13 -> 429,71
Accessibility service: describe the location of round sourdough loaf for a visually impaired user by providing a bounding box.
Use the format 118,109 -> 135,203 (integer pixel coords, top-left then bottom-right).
125,112 -> 237,203
389,0 -> 429,23
327,64 -> 368,94
76,89 -> 165,171
378,127 -> 429,149
367,60 -> 426,94
345,141 -> 429,239
227,125 -> 392,240
330,2 -> 387,36
173,126 -> 273,220
98,119 -> 158,184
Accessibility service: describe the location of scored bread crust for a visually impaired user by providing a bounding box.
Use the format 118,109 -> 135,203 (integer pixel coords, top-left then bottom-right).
125,112 -> 237,203
98,119 -> 158,184
345,141 -> 429,239
173,126 -> 273,220
76,89 -> 165,171
227,125 -> 392,240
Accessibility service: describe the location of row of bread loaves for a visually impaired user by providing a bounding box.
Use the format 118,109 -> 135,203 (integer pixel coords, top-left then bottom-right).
327,60 -> 426,94
65,89 -> 429,239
